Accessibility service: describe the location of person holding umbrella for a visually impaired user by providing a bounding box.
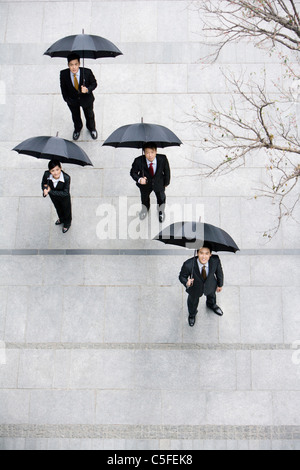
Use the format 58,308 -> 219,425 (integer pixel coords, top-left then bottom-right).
179,243 -> 224,327
155,221 -> 239,327
60,53 -> 98,141
42,159 -> 72,234
130,144 -> 171,222
45,31 -> 122,140
13,134 -> 93,234
103,120 -> 181,222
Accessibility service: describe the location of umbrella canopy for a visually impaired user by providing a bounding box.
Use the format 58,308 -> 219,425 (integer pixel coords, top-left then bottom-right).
12,136 -> 93,167
44,33 -> 123,59
154,221 -> 240,253
102,122 -> 182,149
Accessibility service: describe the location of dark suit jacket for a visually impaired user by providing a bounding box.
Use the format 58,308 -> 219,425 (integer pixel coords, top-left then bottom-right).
130,154 -> 171,193
179,255 -> 224,297
60,67 -> 97,108
42,171 -> 71,200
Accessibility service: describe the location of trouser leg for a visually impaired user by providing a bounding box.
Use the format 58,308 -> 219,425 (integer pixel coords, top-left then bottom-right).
67,104 -> 83,132
187,295 -> 200,317
62,196 -> 72,228
140,188 -> 152,211
52,199 -> 64,223
52,197 -> 72,228
155,189 -> 166,212
206,292 -> 217,309
82,104 -> 96,132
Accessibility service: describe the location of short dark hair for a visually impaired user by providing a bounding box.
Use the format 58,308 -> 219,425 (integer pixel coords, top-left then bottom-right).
143,143 -> 157,151
67,53 -> 80,64
198,243 -> 213,253
48,159 -> 62,171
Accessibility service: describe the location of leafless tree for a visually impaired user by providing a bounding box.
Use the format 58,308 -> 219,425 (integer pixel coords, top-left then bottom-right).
192,0 -> 300,61
189,0 -> 300,236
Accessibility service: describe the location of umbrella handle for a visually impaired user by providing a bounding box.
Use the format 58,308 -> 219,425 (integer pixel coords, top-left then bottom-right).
191,249 -> 197,278
81,29 -> 85,86
82,62 -> 85,87
141,119 -> 145,177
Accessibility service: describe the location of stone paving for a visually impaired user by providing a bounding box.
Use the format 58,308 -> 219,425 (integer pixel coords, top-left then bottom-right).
0,0 -> 300,450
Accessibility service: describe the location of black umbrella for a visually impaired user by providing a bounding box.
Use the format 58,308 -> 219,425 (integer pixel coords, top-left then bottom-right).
154,221 -> 239,278
44,30 -> 122,85
12,135 -> 93,167
44,30 -> 123,60
102,120 -> 182,149
154,221 -> 239,252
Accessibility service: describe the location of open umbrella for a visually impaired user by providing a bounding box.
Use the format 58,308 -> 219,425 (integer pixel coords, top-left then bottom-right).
12,135 -> 93,167
44,31 -> 122,59
154,221 -> 239,277
44,30 -> 123,83
103,119 -> 182,180
154,221 -> 239,252
103,119 -> 182,149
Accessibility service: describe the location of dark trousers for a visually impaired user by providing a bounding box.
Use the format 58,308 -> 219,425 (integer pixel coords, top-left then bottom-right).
50,195 -> 72,228
68,103 -> 96,132
188,292 -> 217,317
140,188 -> 166,211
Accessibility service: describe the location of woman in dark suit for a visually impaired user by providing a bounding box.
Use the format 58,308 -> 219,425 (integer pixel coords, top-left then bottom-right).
42,159 -> 72,233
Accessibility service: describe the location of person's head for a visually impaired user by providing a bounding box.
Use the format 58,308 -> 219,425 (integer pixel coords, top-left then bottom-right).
197,243 -> 213,265
48,159 -> 62,180
67,53 -> 80,74
143,144 -> 157,163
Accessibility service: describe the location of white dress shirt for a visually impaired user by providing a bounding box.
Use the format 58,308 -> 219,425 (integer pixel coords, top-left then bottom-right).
48,172 -> 65,188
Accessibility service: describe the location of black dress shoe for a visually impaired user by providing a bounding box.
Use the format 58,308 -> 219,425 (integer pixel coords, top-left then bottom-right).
55,219 -> 62,226
73,131 -> 80,141
90,130 -> 98,140
212,305 -> 224,316
159,211 -> 165,223
62,226 -> 71,234
188,316 -> 196,327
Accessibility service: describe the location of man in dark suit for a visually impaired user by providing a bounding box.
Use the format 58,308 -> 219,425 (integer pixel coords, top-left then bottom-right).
130,144 -> 171,222
179,244 -> 224,327
60,53 -> 98,141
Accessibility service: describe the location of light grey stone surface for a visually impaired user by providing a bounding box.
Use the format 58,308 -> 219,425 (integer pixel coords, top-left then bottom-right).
29,390 -> 95,425
0,0 -> 299,451
61,286 -> 106,342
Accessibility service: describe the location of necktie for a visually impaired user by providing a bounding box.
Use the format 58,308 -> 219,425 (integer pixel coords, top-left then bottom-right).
74,74 -> 79,91
149,162 -> 154,177
202,265 -> 207,280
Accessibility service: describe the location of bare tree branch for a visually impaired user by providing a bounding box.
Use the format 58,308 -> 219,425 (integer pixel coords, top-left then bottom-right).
191,0 -> 300,62
188,0 -> 300,237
